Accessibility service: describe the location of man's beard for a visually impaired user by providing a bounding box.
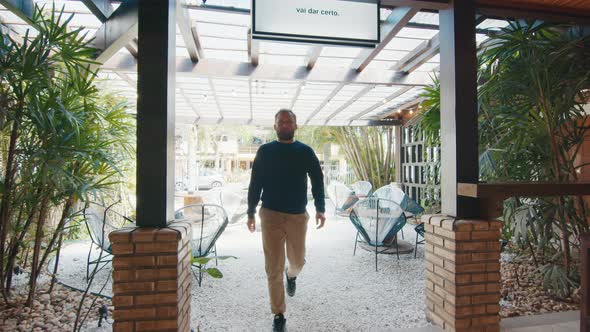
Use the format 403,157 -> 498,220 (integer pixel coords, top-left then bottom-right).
276,130 -> 295,141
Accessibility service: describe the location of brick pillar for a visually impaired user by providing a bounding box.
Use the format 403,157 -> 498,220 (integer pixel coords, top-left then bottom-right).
109,221 -> 192,332
423,215 -> 502,332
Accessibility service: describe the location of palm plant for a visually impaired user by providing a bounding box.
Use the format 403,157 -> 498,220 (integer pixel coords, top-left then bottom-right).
414,20 -> 590,297
330,126 -> 395,189
413,76 -> 441,148
0,6 -> 134,306
479,21 -> 590,288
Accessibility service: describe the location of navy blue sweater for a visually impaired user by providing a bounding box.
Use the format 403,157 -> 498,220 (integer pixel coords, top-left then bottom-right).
247,141 -> 325,217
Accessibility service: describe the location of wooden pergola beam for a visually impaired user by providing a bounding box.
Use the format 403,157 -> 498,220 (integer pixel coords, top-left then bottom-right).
306,45 -> 323,70
349,86 -> 413,120
176,0 -> 203,63
247,29 -> 259,66
81,0 -> 138,57
92,0 -> 139,64
80,0 -> 113,22
392,33 -> 439,73
304,83 -> 345,124
352,7 -> 419,72
381,0 -> 450,10
0,0 -> 33,24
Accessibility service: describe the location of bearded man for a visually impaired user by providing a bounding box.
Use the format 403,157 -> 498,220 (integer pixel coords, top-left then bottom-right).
247,109 -> 326,332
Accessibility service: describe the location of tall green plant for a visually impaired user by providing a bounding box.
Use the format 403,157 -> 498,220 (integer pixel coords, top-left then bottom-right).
330,126 -> 395,189
414,21 -> 590,296
479,22 -> 590,285
0,6 -> 134,306
414,76 -> 441,148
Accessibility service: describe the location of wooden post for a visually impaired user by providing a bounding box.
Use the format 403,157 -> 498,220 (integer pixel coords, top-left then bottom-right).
582,234 -> 590,332
136,0 -> 176,227
439,0 -> 479,218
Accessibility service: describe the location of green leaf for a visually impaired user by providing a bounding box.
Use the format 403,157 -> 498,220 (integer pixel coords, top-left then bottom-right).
203,268 -> 223,279
192,255 -> 237,265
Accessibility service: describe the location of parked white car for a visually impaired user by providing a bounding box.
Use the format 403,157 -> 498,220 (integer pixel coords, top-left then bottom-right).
198,169 -> 224,189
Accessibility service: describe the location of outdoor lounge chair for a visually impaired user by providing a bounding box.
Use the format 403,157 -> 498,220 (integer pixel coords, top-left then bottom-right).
199,189 -> 242,223
349,197 -> 407,271
351,181 -> 372,198
174,204 -> 228,286
414,222 -> 425,258
371,184 -> 424,216
371,184 -> 425,241
83,202 -> 134,281
327,181 -> 359,216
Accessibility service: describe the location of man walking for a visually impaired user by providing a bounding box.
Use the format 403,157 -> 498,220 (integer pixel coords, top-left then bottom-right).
247,109 -> 326,332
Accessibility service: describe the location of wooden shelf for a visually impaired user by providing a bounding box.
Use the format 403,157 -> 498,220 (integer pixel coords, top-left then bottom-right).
458,182 -> 590,218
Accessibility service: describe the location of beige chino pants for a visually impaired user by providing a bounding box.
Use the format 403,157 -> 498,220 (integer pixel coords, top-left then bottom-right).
259,207 -> 309,314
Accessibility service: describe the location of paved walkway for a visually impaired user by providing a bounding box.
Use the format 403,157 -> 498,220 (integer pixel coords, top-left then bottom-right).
388,310 -> 579,331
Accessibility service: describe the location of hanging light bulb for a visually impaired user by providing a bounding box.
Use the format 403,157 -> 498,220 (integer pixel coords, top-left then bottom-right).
397,109 -> 402,113
382,98 -> 387,104
204,94 -> 208,102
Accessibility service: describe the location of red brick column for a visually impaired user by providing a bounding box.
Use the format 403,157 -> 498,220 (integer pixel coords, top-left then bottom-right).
423,215 -> 502,332
109,221 -> 192,332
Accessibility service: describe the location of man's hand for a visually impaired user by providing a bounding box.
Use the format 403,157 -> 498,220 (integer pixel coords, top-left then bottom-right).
315,212 -> 326,229
247,216 -> 256,233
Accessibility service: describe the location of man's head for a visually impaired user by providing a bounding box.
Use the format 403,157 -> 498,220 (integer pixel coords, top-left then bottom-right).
274,109 -> 297,142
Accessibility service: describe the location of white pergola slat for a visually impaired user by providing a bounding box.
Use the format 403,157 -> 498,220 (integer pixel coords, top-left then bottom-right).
0,0 -> 508,126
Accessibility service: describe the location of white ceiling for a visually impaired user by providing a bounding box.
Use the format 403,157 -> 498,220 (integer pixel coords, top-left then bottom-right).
0,0 -> 509,126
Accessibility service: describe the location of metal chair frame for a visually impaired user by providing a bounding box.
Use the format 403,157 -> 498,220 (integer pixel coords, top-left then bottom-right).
83,202 -> 134,281
175,203 -> 228,287
350,198 -> 406,272
414,222 -> 425,258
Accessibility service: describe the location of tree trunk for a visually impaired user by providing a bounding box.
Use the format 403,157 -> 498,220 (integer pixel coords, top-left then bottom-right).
0,111 -> 22,302
4,204 -> 25,296
38,196 -> 74,276
26,193 -> 50,307
5,187 -> 43,293
48,231 -> 64,295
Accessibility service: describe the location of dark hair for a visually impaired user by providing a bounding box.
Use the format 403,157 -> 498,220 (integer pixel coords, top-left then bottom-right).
275,109 -> 297,122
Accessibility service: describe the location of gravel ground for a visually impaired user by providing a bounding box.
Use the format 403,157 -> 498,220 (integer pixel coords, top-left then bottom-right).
0,272 -> 112,331
13,199 -> 582,332
53,241 -> 114,297
52,201 -> 430,331
190,202 -> 429,332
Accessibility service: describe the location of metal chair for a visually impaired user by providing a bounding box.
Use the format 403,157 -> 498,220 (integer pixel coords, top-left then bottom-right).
414,222 -> 425,258
371,184 -> 425,240
349,197 -> 407,271
174,204 -> 228,286
351,181 -> 372,198
199,189 -> 242,223
327,181 -> 358,216
83,202 -> 134,281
